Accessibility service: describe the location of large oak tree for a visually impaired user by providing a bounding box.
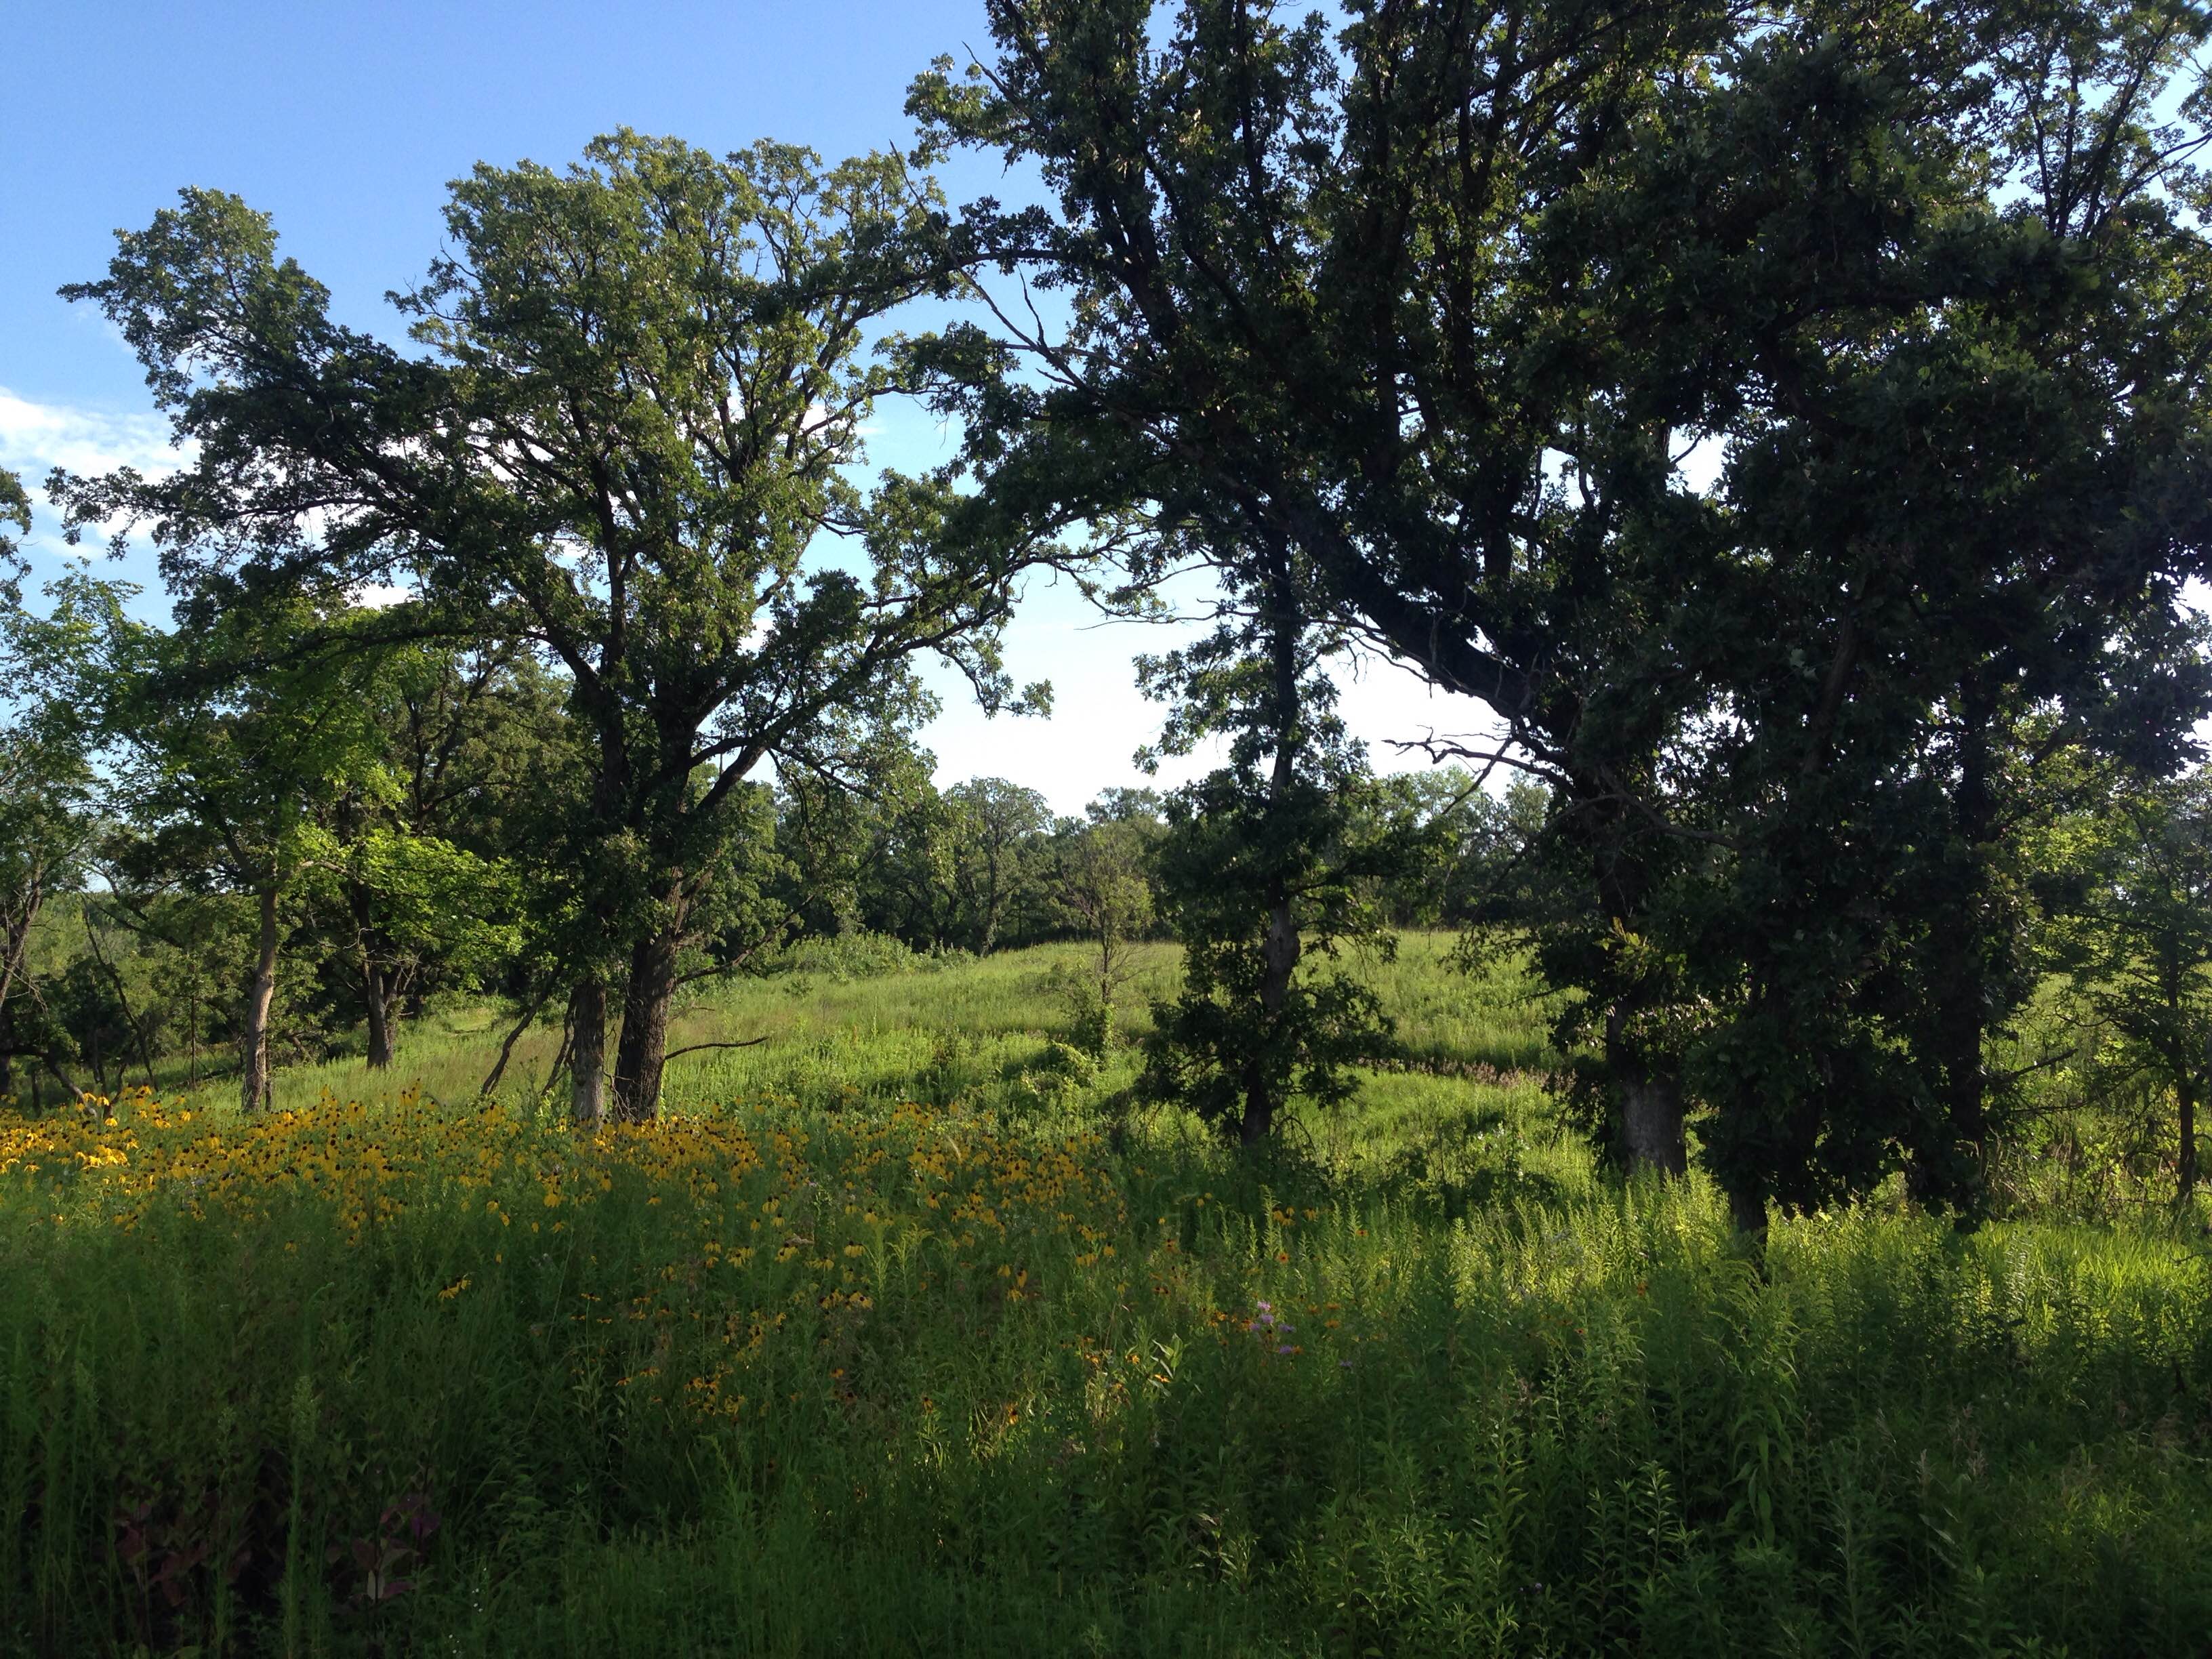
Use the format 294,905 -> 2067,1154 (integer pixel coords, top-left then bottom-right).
58,131 -> 1055,1120
914,0 -> 2212,1219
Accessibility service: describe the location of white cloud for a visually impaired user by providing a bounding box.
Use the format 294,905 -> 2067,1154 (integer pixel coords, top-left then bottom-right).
0,388 -> 181,484
0,390 -> 189,614
916,611 -> 1515,816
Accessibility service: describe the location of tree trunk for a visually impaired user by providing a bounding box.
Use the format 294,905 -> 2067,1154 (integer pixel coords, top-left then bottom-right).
83,911 -> 159,1092
1619,1067 -> 1689,1177
611,912 -> 686,1122
1727,1183 -> 1769,1241
351,876 -> 396,1069
1239,1057 -> 1275,1146
569,978 -> 607,1125
1237,559 -> 1303,1149
1921,685 -> 1999,1202
979,841 -> 1004,956
363,960 -> 395,1069
1559,764 -> 1688,1181
1240,886 -> 1300,1146
2179,1063 -> 2199,1203
1607,1002 -> 1687,1177
44,1048 -> 83,1107
0,888 -> 39,1103
239,881 -> 279,1114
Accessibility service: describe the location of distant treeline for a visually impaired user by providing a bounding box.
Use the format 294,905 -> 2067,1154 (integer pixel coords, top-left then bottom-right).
0,602 -> 1539,1107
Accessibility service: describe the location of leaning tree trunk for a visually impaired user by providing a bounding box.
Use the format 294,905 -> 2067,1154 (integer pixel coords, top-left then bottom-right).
239,881 -> 280,1114
569,978 -> 607,1125
611,907 -> 686,1123
0,876 -> 44,1104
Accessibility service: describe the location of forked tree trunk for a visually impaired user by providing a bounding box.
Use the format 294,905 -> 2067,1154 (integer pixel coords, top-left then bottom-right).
611,910 -> 686,1122
83,912 -> 159,1091
569,978 -> 607,1125
239,882 -> 280,1113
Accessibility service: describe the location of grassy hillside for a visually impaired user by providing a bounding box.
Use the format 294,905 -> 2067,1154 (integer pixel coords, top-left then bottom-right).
222,933 -> 1560,1120
2,938 -> 2206,1656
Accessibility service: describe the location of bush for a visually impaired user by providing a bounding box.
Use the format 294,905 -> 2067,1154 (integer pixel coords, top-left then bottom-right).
764,928 -> 919,983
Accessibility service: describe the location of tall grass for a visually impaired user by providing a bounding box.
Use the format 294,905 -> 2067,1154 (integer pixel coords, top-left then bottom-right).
3,940 -> 2206,1655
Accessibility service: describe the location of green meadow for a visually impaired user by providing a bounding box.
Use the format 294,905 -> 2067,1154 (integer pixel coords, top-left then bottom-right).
2,937 -> 2207,1656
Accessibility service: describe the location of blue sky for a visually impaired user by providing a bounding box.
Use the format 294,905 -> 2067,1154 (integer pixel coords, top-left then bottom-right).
1,0 -> 1496,811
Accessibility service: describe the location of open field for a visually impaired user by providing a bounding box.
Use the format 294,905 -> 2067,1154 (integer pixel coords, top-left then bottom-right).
3,939 -> 2208,1656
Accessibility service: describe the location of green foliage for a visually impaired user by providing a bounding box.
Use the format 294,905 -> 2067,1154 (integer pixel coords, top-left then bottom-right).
766,927 -> 923,985
294,823 -> 520,990
13,12 -> 2212,1643
98,598 -> 413,1108
1141,751 -> 1399,1141
0,566 -> 107,1101
56,130 -> 1055,1118
2035,769 -> 2212,1198
1047,801 -> 1162,1025
838,770 -> 1059,955
917,0 -> 2212,1224
1357,771 -> 1552,929
1136,544 -> 1403,1145
1,942 -> 2207,1654
0,465 -> 27,586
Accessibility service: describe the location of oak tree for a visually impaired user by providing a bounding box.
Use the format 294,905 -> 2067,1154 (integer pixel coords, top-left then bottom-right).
59,133 -> 1054,1120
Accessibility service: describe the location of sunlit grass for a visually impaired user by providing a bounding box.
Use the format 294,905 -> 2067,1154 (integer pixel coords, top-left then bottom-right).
3,939 -> 2206,1655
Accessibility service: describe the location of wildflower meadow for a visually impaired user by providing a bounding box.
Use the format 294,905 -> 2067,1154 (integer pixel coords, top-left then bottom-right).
2,942 -> 2207,1656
